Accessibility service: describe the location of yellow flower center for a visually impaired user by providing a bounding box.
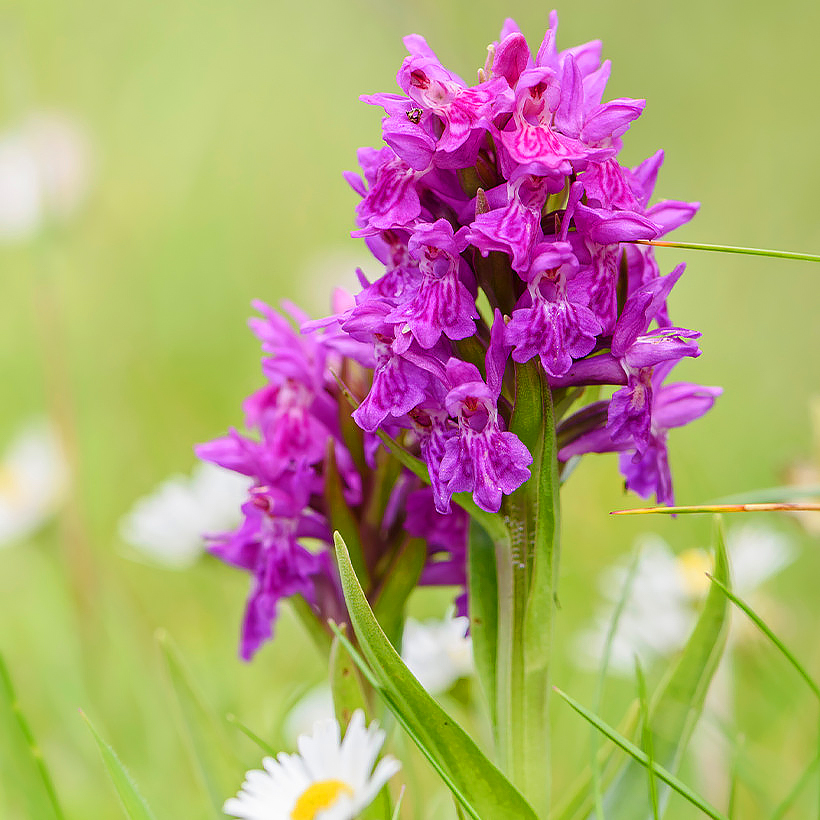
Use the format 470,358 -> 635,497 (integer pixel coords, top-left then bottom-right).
676,548 -> 712,597
0,466 -> 24,507
291,779 -> 353,820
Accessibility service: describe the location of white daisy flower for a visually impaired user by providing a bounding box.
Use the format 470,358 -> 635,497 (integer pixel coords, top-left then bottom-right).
0,419 -> 68,546
0,111 -> 91,241
576,525 -> 796,673
401,611 -> 473,695
224,710 -> 401,820
119,462 -> 249,568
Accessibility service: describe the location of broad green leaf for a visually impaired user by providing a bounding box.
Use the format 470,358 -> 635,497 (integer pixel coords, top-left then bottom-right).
0,651 -> 66,820
555,688 -> 728,820
80,711 -> 157,820
329,633 -> 391,820
333,531 -> 539,820
595,516 -> 731,820
372,536 -> 426,650
468,518 -> 499,729
157,629 -> 241,816
329,630 -> 371,726
330,624 -> 482,819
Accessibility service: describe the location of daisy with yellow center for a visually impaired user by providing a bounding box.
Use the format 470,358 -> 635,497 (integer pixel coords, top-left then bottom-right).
223,710 -> 401,820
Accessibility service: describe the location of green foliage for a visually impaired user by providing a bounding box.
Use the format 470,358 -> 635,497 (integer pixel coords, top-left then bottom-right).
80,711 -> 157,820
157,629 -> 242,816
333,531 -> 539,820
0,651 -> 66,820
554,688 -> 728,820
594,516 -> 731,820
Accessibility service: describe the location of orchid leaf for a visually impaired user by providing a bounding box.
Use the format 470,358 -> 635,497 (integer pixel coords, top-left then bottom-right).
329,632 -> 391,820
333,531 -> 539,820
80,711 -> 157,820
329,630 -> 371,726
468,518 -> 499,729
595,516 -> 730,820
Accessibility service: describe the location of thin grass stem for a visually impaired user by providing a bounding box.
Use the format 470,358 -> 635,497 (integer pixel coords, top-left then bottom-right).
705,575 -> 820,700
632,239 -> 820,264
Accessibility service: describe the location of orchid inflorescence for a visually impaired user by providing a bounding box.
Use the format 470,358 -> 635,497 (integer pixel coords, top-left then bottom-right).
196,12 -> 719,665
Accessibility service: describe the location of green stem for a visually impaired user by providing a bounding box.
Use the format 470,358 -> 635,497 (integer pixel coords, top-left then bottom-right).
632,239 -> 820,263
502,363 -> 561,817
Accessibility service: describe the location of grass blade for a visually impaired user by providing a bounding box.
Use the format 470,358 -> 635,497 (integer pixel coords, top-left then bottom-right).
157,629 -> 242,815
224,713 -> 276,757
0,650 -> 66,820
769,747 -> 820,820
80,710 -> 157,820
612,503 -> 820,515
705,575 -> 820,700
554,688 -> 728,820
632,239 -> 820,263
597,516 -> 731,820
551,702 -> 641,820
590,547 -> 643,820
634,659 -> 660,820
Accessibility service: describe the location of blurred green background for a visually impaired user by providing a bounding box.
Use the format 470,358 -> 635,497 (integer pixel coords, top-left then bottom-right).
1,0 -> 819,816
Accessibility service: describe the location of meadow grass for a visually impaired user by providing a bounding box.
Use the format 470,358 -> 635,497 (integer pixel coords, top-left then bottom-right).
1,1 -> 819,816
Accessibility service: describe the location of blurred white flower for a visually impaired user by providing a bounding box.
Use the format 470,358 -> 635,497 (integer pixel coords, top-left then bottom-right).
784,395 -> 820,536
0,419 -> 68,546
401,611 -> 473,694
283,686 -> 335,745
0,111 -> 91,241
576,525 -> 796,674
119,462 -> 249,568
224,710 -> 401,820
